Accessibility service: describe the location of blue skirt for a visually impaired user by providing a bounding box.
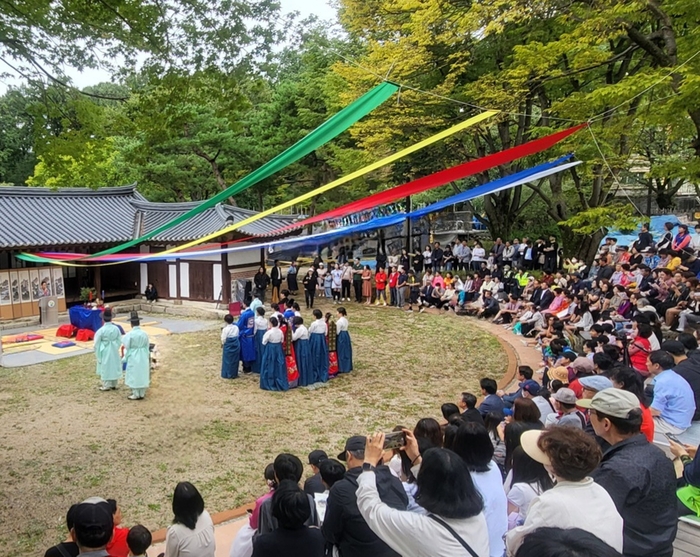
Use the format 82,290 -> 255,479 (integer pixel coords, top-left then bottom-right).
337,330 -> 353,373
221,337 -> 240,379
309,333 -> 329,383
294,339 -> 313,387
240,333 -> 256,364
252,330 -> 265,373
260,342 -> 289,391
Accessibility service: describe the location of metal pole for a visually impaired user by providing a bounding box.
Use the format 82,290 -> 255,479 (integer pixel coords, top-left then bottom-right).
405,195 -> 412,253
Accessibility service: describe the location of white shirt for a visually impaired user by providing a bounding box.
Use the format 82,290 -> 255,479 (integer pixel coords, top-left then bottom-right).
505,478 -> 623,556
336,316 -> 349,332
165,510 -> 215,557
691,233 -> 700,253
254,316 -> 268,333
507,481 -> 544,522
331,269 -> 343,288
531,396 -> 555,424
356,470 -> 490,557
470,462 -> 508,557
262,327 -> 284,345
309,319 -> 327,335
422,250 -> 432,264
292,324 -> 309,341
472,247 -> 486,261
221,324 -> 239,345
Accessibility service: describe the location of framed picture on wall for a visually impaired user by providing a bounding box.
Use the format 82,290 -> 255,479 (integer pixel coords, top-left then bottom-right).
0,272 -> 10,305
30,269 -> 41,301
19,270 -> 31,302
52,267 -> 65,298
9,271 -> 20,304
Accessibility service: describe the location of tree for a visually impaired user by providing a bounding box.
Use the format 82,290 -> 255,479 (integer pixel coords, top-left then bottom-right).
0,87 -> 36,184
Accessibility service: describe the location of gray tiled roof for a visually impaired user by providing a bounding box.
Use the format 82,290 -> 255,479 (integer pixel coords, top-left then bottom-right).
0,185 -> 300,249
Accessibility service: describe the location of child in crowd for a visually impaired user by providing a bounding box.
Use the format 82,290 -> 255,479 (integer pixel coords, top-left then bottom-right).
126,525 -> 152,557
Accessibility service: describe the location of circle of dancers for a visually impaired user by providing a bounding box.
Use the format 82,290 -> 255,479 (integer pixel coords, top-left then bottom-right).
220,297 -> 353,391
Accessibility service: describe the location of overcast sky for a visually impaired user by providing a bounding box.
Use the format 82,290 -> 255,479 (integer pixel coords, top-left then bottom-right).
0,0 -> 338,92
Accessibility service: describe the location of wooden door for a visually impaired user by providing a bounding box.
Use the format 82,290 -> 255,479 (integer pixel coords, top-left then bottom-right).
188,261 -> 214,301
147,261 -> 169,299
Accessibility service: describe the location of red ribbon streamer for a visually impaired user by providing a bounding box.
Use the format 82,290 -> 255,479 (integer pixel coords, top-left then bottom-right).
272,124 -> 587,234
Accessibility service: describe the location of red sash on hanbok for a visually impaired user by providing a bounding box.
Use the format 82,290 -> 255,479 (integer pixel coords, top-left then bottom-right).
281,324 -> 299,383
326,317 -> 339,377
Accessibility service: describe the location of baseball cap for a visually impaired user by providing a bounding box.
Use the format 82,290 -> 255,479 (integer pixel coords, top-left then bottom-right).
337,436 -> 366,461
579,376 -> 613,392
520,430 -> 550,466
308,450 -> 328,467
553,388 -> 577,405
521,380 -> 541,396
661,340 -> 686,356
72,497 -> 114,548
576,388 -> 639,418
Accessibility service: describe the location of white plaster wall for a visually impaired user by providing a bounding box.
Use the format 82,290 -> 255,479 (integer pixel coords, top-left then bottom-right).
180,262 -> 190,298
213,263 -> 222,301
227,245 -> 261,267
139,245 -> 149,293
168,264 -> 177,298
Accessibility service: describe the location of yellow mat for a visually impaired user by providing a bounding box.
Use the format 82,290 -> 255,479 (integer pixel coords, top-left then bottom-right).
37,344 -> 89,355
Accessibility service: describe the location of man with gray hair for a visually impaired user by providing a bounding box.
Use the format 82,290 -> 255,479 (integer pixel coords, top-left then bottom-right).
322,436 -> 407,557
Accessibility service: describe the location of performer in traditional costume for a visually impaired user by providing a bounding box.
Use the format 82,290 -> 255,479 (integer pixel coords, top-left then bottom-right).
220,314 -> 240,379
292,316 -> 313,387
260,317 -> 289,391
94,308 -> 122,391
281,320 -> 299,389
252,306 -> 267,373
283,299 -> 296,321
122,312 -> 150,400
308,309 -> 329,384
236,299 -> 256,374
336,307 -> 353,373
326,312 -> 339,379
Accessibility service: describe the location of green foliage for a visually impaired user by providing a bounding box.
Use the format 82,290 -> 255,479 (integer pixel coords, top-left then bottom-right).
559,204 -> 643,235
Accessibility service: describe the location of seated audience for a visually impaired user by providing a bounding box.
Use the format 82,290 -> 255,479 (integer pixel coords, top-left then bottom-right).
165,482 -> 215,557
252,480 -> 325,557
506,447 -> 553,529
322,435 -> 408,557
545,388 -> 586,429
670,440 -> 700,517
499,366 -> 534,408
520,380 -> 555,424
458,392 -> 485,424
44,504 -> 79,557
515,527 -> 623,557
106,498 -> 130,557
505,428 -> 623,555
355,430 -> 489,557
579,388 -> 678,557
126,525 -> 151,557
304,450 -> 328,496
70,497 -> 115,556
661,340 -> 700,421
413,417 -> 443,448
478,378 -> 505,418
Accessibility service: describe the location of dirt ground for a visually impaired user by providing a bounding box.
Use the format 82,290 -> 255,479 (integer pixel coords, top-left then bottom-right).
0,302 -> 505,555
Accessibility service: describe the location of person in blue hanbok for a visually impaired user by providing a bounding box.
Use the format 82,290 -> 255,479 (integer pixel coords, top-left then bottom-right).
122,313 -> 150,400
220,314 -> 240,379
94,308 -> 122,390
236,300 -> 256,374
308,309 -> 329,383
292,316 -> 313,387
252,306 -> 267,374
260,317 -> 289,391
283,299 -> 296,322
336,307 -> 353,373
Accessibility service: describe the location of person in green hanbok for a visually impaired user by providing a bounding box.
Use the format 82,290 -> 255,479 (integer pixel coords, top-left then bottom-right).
94,308 -> 123,391
122,312 -> 150,400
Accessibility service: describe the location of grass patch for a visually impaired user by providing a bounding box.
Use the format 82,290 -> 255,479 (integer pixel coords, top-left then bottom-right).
0,303 -> 505,554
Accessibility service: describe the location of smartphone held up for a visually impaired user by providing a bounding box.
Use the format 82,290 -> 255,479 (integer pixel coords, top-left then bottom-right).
383,431 -> 406,450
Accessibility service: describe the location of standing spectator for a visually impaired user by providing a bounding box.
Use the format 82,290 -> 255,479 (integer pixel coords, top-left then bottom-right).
322,436 -> 408,557
579,388 -> 677,557
478,378 -> 505,418
286,261 -> 298,294
252,481 -> 325,557
341,262 -> 353,301
432,242 -> 444,272
352,258 -> 364,303
361,265 -> 373,305
270,260 -> 283,304
354,431 -> 489,557
646,350 -> 696,443
396,267 -> 407,309
505,428 -> 623,556
254,266 -> 270,302
302,269 -> 316,309
453,421 -> 508,557
374,267 -> 388,306
304,450 -> 328,496
165,482 -> 215,557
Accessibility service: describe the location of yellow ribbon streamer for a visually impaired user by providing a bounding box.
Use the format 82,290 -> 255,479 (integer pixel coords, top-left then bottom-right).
153,110 -> 498,256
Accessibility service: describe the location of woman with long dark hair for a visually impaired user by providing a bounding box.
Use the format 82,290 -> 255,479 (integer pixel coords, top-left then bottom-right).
499,398 -> 543,473
506,446 -> 553,529
610,366 -> 655,442
253,266 -> 270,303
355,430 -> 489,557
165,482 -> 215,556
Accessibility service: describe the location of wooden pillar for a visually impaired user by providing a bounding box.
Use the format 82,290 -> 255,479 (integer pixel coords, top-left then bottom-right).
94,266 -> 102,300
404,195 -> 412,253
221,245 -> 230,304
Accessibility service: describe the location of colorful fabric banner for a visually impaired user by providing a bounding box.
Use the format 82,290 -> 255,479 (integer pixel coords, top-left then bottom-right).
29,156 -> 578,264
274,124 -> 588,233
135,111 -> 498,257
86,82 -> 400,258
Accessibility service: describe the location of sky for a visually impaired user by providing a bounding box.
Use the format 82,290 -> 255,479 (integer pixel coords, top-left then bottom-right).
0,0 -> 338,92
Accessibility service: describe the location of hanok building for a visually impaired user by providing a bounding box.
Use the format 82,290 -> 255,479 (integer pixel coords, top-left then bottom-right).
0,185 -> 300,320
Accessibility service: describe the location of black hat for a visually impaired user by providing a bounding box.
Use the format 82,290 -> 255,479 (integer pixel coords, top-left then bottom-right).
308,449 -> 328,466
103,308 -> 113,321
130,310 -> 140,326
72,497 -> 114,548
337,436 -> 366,461
661,340 -> 686,356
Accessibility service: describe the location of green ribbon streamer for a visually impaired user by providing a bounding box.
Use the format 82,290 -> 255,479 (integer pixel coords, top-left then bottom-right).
89,82 -> 399,257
